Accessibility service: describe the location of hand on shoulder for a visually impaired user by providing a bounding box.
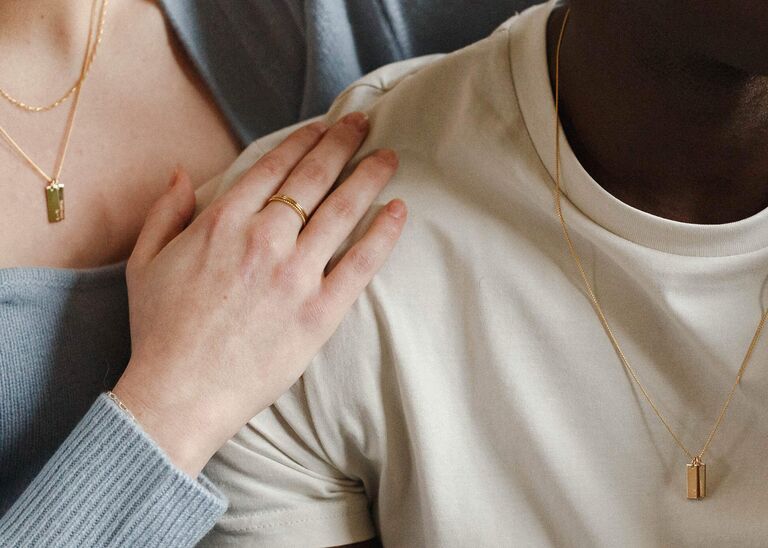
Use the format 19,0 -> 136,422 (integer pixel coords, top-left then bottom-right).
113,113 -> 407,477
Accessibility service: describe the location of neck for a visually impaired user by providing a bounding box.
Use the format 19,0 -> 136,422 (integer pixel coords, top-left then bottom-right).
547,5 -> 768,225
0,0 -> 98,102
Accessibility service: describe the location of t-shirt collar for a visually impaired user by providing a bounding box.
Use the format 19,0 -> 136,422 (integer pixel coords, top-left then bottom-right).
508,0 -> 768,258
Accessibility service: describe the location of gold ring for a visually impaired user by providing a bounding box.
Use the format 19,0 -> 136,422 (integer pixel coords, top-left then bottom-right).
266,194 -> 309,228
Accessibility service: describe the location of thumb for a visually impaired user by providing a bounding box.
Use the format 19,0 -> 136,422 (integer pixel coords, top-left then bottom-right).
129,167 -> 196,270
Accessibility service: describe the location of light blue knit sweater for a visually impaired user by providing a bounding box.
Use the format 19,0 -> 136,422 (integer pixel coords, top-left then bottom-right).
0,1 -> 526,545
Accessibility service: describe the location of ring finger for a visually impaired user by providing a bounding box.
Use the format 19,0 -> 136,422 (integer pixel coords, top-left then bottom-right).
260,111 -> 370,236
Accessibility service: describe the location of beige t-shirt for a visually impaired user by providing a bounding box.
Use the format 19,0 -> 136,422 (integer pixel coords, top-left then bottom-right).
197,2 -> 768,546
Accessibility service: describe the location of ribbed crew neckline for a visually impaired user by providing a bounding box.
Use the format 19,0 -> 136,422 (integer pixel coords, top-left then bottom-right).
509,1 -> 768,258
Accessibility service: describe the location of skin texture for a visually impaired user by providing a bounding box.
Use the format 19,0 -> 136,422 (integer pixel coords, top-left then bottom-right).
547,1 -> 768,224
0,0 -> 240,268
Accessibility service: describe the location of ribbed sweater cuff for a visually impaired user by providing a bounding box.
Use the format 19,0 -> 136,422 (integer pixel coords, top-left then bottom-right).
0,393 -> 228,547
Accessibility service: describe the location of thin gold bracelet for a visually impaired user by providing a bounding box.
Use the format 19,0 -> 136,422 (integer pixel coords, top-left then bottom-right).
106,390 -> 136,422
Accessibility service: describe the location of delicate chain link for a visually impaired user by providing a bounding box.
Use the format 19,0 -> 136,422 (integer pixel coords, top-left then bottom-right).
553,8 -> 768,462
0,0 -> 107,183
0,0 -> 109,113
106,391 -> 136,422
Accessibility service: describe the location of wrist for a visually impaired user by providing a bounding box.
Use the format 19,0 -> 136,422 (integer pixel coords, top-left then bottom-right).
112,367 -> 225,477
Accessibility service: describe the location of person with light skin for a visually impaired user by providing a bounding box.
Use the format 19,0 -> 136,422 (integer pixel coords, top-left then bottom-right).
0,1 -> 518,546
197,0 -> 768,546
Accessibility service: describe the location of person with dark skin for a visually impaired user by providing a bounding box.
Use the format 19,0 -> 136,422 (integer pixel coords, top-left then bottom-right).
548,1 -> 768,225
198,1 -> 768,545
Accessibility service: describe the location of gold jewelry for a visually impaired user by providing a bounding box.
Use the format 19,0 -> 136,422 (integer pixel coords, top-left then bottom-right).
267,194 -> 309,228
0,0 -> 109,113
553,7 -> 768,500
0,0 -> 108,222
106,390 -> 135,422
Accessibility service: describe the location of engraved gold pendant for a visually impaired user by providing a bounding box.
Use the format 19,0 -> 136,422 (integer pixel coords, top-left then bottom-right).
686,457 -> 706,499
45,180 -> 65,222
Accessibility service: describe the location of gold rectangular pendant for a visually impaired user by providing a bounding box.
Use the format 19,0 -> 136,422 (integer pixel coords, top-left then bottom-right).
45,181 -> 65,223
687,461 -> 706,499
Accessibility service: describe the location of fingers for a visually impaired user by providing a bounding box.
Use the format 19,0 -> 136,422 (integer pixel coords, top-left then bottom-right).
321,199 -> 407,315
129,168 -> 196,271
261,112 -> 370,234
213,121 -> 328,216
298,148 -> 399,266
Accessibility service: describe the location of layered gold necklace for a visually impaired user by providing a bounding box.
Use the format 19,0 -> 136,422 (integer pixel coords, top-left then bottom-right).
552,7 -> 768,500
0,0 -> 109,222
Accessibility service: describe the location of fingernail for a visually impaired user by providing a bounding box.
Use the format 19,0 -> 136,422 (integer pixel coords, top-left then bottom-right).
376,149 -> 399,167
343,111 -> 369,131
168,166 -> 180,188
386,199 -> 406,219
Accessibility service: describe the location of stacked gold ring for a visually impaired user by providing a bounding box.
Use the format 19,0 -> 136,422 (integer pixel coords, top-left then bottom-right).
266,194 -> 309,228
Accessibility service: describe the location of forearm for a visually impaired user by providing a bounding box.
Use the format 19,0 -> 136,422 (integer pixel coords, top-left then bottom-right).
0,394 -> 226,547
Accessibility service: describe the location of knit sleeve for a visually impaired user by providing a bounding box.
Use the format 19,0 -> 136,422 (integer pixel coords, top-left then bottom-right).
0,393 -> 227,547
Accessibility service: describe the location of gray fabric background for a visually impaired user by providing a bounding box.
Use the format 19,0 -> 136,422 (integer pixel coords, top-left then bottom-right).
160,0 -> 536,144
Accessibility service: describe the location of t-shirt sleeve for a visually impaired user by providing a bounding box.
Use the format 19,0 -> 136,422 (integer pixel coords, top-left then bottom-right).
198,376 -> 377,547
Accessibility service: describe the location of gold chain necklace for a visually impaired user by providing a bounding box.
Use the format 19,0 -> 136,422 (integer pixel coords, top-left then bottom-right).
553,7 -> 768,500
0,0 -> 109,222
0,0 -> 109,113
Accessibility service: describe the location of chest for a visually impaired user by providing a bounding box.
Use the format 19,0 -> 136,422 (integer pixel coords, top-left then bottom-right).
376,302 -> 768,546
0,5 -> 240,269
366,211 -> 768,546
